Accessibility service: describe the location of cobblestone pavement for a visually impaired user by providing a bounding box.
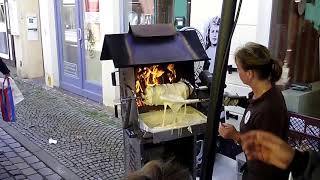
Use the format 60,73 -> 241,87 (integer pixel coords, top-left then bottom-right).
2,76 -> 124,179
0,127 -> 62,180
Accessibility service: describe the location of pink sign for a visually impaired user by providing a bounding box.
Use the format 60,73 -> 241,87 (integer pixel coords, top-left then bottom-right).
85,0 -> 99,12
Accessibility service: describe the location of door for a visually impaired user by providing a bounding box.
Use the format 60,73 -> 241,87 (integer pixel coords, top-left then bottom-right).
55,0 -> 102,102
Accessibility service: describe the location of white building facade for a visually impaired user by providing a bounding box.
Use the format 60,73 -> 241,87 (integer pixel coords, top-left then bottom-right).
6,0 -> 273,108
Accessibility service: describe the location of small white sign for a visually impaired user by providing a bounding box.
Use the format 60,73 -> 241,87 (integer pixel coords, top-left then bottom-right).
244,111 -> 251,124
26,16 -> 38,40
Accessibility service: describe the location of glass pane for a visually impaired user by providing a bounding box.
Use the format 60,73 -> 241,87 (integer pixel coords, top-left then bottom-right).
154,0 -> 174,23
62,0 -> 79,78
83,0 -> 102,85
0,3 -> 8,55
127,0 -> 155,26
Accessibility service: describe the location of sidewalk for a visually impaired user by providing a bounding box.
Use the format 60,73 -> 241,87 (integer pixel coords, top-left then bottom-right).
0,70 -> 124,179
0,127 -> 64,180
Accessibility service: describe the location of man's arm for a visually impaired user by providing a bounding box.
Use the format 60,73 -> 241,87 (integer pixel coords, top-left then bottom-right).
0,58 -> 10,75
290,151 -> 320,180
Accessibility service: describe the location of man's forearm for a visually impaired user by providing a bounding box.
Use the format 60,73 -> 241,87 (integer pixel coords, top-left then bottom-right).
0,59 -> 10,75
289,150 -> 309,178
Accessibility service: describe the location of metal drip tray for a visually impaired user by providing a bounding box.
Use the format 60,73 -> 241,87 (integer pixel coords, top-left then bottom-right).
139,106 -> 207,133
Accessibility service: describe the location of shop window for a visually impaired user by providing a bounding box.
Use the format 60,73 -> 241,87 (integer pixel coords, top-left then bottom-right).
0,5 -> 5,23
270,1 -> 320,143
126,0 -> 175,26
269,0 -> 320,85
62,2 -> 77,30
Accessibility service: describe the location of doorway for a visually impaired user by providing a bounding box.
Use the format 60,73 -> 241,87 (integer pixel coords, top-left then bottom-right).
55,0 -> 102,102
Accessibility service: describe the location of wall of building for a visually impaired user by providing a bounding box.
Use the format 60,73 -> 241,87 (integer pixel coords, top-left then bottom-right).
39,0 -> 59,87
14,0 -> 44,78
101,0 -> 121,107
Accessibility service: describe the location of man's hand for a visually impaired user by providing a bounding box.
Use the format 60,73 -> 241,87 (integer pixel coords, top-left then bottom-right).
240,130 -> 295,170
218,123 -> 240,143
4,73 -> 10,78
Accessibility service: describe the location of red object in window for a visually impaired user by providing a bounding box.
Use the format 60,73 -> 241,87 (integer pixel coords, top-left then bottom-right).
85,0 -> 99,12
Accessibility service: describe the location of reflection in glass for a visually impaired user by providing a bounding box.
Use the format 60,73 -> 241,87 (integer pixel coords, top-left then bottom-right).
83,0 -> 102,85
62,0 -> 79,77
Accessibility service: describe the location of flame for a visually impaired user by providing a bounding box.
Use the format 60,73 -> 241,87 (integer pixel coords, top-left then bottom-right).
135,64 -> 177,107
167,64 -> 176,82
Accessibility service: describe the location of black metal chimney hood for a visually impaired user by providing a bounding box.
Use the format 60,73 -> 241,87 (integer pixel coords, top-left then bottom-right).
100,24 -> 209,68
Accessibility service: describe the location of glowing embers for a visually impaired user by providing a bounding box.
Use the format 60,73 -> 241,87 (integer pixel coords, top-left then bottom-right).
135,64 -> 177,107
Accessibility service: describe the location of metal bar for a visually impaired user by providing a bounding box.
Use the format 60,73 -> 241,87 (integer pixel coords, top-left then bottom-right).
200,0 -> 237,179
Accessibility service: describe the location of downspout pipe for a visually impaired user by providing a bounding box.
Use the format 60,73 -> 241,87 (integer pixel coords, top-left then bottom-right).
200,0 -> 237,179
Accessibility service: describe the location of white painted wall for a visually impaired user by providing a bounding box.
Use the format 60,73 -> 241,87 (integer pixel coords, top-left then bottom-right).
101,0 -> 121,107
256,0 -> 273,47
39,0 -> 59,87
14,0 -> 44,78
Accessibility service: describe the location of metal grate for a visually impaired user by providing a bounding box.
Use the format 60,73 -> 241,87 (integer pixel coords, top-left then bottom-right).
288,112 -> 320,152
289,117 -> 305,133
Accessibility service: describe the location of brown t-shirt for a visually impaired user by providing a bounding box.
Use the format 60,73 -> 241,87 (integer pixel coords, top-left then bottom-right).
240,86 -> 289,180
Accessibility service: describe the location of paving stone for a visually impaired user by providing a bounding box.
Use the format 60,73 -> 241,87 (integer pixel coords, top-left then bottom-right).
3,177 -> 14,180
1,135 -> 12,140
4,152 -> 17,158
17,151 -> 32,158
3,139 -> 16,144
15,162 -> 29,170
0,168 -> 6,173
24,156 -> 39,164
14,175 -> 26,180
8,143 -> 20,149
21,167 -> 37,176
4,165 -> 17,171
1,161 -> 12,166
13,147 -> 26,153
9,157 -> 24,164
30,162 -> 46,170
46,173 -> 62,180
38,167 -> 54,176
27,173 -> 44,180
8,169 -> 22,175
1,147 -> 13,153
0,172 -> 10,179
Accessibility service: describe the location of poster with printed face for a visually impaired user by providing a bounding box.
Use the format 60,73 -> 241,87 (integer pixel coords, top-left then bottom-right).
203,16 -> 221,73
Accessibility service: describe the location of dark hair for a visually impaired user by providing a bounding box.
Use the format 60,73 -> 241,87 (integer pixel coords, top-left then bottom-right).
235,42 -> 282,82
127,159 -> 192,180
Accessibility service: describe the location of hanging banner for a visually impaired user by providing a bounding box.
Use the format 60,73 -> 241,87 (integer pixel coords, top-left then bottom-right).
85,0 -> 99,12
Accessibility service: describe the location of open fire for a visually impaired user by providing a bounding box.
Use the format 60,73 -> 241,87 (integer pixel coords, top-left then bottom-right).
135,64 -> 177,106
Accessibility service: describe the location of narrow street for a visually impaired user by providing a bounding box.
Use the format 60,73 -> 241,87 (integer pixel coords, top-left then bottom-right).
0,73 -> 124,180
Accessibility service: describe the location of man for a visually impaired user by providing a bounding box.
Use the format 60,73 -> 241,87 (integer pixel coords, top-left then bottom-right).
241,130 -> 320,180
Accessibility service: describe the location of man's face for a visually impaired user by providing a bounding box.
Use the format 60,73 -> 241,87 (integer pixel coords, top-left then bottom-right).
210,24 -> 219,45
